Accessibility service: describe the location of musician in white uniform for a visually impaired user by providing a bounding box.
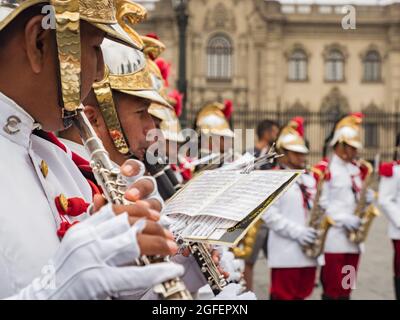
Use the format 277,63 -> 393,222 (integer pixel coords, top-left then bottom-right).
378,152 -> 400,300
56,25 -> 252,300
262,117 -> 318,300
319,113 -> 372,300
0,0 -> 185,299
194,101 -> 235,169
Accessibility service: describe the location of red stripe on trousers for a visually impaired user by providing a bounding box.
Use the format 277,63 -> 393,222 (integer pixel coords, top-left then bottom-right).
393,240 -> 400,278
270,267 -> 317,300
321,253 -> 360,299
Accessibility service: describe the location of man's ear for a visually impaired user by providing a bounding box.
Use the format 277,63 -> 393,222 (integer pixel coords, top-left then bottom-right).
84,105 -> 100,127
24,15 -> 54,74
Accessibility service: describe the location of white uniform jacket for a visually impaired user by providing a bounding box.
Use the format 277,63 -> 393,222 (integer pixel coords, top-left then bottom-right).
378,164 -> 400,240
320,154 -> 362,254
0,92 -> 92,298
262,171 -> 318,268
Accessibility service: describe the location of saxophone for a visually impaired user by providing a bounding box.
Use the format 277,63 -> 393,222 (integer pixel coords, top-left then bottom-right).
232,219 -> 263,259
348,159 -> 380,244
73,108 -> 192,300
302,168 -> 335,258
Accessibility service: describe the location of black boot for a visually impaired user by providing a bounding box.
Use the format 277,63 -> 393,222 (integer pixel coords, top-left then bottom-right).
321,294 -> 334,300
395,277 -> 400,300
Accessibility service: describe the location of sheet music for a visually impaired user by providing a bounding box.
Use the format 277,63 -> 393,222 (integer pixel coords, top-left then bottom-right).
162,170 -> 241,217
198,171 -> 296,221
168,214 -> 236,239
163,170 -> 302,243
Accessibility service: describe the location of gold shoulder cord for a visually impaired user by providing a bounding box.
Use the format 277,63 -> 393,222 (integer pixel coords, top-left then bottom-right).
51,0 -> 81,119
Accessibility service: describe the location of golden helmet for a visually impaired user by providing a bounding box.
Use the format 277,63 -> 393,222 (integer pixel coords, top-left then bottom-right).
276,117 -> 309,154
0,0 -> 142,49
0,0 -> 143,119
196,100 -> 234,138
329,113 -> 364,149
91,5 -> 171,155
139,33 -> 184,142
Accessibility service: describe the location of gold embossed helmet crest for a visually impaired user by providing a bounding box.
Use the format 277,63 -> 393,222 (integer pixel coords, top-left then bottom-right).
0,0 -> 143,125
196,103 -> 234,138
91,2 -> 171,155
276,117 -> 309,154
329,113 -> 364,149
142,35 -> 166,61
116,0 -> 146,47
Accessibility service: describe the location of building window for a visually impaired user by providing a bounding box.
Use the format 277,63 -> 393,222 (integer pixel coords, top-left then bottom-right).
207,35 -> 233,80
325,49 -> 345,82
288,49 -> 308,81
363,51 -> 381,82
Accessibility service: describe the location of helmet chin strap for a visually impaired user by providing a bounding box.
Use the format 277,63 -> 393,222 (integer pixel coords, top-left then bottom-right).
51,0 -> 82,128
53,49 -> 76,129
92,72 -> 134,158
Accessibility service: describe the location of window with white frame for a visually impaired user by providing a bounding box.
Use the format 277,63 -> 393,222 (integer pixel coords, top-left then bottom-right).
207,35 -> 233,80
288,49 -> 308,81
363,50 -> 381,82
325,49 -> 345,82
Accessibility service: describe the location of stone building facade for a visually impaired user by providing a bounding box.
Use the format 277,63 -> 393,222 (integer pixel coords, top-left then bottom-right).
135,0 -> 400,161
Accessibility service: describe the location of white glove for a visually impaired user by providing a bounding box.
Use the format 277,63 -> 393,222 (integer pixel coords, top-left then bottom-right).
121,159 -> 146,185
213,283 -> 257,300
296,227 -> 318,246
334,214 -> 361,231
9,204 -> 184,300
219,251 -> 242,283
121,159 -> 164,209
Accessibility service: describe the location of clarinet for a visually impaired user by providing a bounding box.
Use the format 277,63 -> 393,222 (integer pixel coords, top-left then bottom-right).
145,153 -> 228,295
164,163 -> 183,191
142,153 -> 177,201
72,108 -> 192,300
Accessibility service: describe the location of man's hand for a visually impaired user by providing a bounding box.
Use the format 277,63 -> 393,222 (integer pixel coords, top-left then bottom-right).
121,159 -> 163,211
181,244 -> 230,279
10,206 -> 184,300
91,158 -> 175,257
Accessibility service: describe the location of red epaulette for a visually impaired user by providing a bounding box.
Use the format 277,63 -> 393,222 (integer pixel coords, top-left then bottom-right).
379,161 -> 400,177
312,157 -> 331,181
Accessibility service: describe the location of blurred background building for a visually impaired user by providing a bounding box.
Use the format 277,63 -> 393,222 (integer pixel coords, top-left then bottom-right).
136,0 -> 400,162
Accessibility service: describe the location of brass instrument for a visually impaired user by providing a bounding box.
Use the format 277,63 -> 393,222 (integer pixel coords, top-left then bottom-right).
302,168 -> 335,258
348,159 -> 380,244
232,219 -> 263,259
73,109 -> 192,300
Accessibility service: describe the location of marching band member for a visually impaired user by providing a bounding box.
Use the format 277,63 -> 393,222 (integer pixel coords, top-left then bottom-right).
193,101 -> 235,171
261,117 -> 318,300
378,135 -> 400,300
252,119 -> 280,169
140,36 -> 254,299
0,0 -> 181,299
141,34 -> 188,183
319,113 -> 373,300
243,119 -> 280,291
58,23 -> 251,299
